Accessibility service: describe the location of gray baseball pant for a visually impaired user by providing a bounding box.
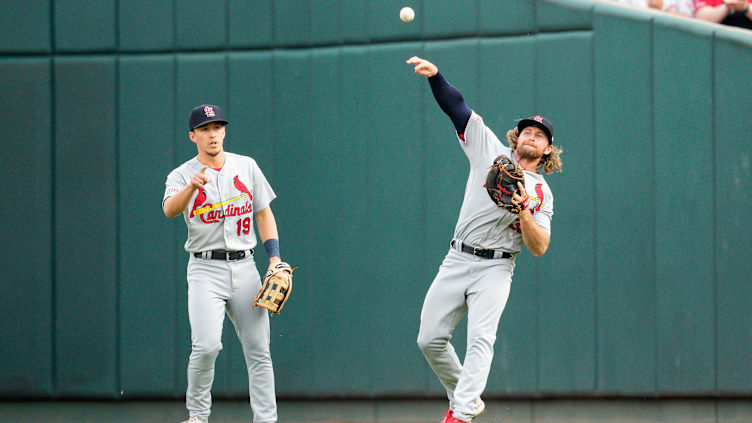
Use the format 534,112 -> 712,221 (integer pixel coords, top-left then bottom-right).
186,255 -> 277,423
417,248 -> 514,422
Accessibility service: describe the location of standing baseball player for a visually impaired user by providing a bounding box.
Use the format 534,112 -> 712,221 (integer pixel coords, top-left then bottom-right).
406,57 -> 563,423
163,104 -> 282,423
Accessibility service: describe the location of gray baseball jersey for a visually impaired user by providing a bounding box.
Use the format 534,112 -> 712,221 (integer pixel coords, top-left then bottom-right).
453,111 -> 554,253
164,152 -> 276,252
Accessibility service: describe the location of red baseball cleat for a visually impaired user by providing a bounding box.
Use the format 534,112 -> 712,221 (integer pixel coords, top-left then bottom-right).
440,409 -> 469,423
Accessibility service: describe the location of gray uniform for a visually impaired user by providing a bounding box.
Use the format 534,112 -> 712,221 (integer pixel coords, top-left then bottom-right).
417,111 -> 553,421
164,153 -> 277,423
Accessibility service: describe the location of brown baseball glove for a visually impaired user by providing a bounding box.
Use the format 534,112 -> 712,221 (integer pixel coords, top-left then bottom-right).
254,262 -> 295,314
485,154 -> 528,214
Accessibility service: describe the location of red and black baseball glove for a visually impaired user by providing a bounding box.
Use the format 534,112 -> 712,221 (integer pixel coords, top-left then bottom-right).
485,154 -> 528,214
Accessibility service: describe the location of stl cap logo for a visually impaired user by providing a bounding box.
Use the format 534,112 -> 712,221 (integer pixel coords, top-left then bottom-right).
533,115 -> 543,123
204,106 -> 216,117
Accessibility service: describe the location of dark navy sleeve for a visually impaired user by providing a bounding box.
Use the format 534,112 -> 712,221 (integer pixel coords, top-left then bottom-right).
428,72 -> 472,136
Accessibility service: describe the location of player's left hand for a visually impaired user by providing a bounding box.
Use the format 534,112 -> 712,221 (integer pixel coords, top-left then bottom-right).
255,261 -> 295,314
267,257 -> 282,272
512,182 -> 530,213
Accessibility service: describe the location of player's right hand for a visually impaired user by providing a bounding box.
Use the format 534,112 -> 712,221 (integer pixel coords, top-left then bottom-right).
191,166 -> 210,191
406,56 -> 438,78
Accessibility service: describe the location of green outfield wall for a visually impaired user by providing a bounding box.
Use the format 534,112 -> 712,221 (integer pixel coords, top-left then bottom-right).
1,0 -> 750,399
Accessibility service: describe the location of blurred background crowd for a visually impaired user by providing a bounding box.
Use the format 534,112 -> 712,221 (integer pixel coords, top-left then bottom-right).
612,0 -> 752,30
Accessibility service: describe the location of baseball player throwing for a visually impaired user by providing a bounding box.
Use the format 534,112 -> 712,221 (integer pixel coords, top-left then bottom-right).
163,104 -> 283,423
406,57 -> 563,423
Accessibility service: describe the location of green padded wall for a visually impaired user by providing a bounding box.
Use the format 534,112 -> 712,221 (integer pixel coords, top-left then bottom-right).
0,1 -> 50,53
275,1 -> 311,46
537,0 -> 594,32
176,1 -> 227,50
480,0 -> 535,35
317,45 -> 379,393
653,16 -> 715,394
54,1 -> 116,52
1,0 -> 751,399
423,1 -> 478,38
0,59 -> 53,397
119,1 -> 174,52
713,30 -> 752,394
54,57 -> 118,396
594,5 -> 656,395
229,1 -> 273,48
118,56 -> 178,396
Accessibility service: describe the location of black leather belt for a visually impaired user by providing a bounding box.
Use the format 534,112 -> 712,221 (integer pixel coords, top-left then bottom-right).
451,240 -> 512,259
194,250 -> 253,261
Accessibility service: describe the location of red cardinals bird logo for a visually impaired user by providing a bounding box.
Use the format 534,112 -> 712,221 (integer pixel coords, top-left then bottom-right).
233,175 -> 252,199
189,189 -> 207,218
534,183 -> 544,212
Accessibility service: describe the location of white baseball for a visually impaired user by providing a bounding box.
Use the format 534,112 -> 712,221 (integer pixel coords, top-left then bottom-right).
400,7 -> 415,23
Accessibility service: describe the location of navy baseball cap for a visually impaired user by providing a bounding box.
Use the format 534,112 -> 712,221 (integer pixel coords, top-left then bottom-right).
189,104 -> 229,131
517,115 -> 554,143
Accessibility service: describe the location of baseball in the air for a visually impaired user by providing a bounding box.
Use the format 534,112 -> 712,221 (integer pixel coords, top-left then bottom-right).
400,7 -> 415,23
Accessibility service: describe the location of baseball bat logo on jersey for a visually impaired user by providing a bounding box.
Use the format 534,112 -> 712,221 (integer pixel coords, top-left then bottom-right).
189,175 -> 254,222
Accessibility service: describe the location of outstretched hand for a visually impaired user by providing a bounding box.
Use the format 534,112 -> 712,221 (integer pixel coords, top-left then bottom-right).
406,56 -> 439,78
192,166 -> 210,191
